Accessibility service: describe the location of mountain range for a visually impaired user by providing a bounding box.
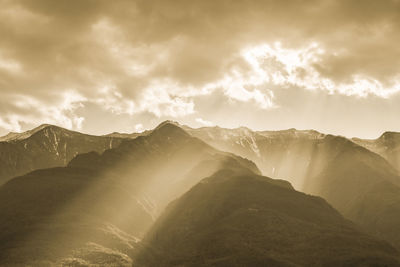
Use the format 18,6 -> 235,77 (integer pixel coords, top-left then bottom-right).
0,122 -> 258,265
0,122 -> 400,266
183,124 -> 400,250
0,124 -> 124,185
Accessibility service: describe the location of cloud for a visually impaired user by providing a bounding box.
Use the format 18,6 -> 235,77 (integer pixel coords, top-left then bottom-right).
134,123 -> 144,132
94,81 -> 195,118
0,0 -> 399,135
195,118 -> 214,127
240,42 -> 400,97
0,90 -> 85,132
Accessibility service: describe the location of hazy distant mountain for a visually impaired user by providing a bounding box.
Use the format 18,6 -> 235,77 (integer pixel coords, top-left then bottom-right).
353,131 -> 400,171
0,124 -> 125,185
185,125 -> 325,189
302,136 -> 400,249
104,130 -> 151,139
0,122 -> 259,266
136,169 -> 400,266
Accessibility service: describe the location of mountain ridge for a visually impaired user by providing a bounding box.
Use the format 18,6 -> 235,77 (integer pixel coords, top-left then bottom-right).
0,124 -> 126,185
0,121 -> 263,265
2,121 -> 400,261
136,170 -> 400,266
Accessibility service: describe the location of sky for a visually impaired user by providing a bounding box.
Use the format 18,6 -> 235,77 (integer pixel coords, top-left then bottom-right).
0,0 -> 399,139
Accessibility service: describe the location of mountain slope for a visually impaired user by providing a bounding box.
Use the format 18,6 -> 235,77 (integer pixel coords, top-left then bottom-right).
182,125 -> 400,250
0,122 -> 259,266
185,126 -> 326,190
0,167 -> 146,266
353,131 -> 400,171
305,140 -> 400,250
135,170 -> 400,266
0,124 -> 125,185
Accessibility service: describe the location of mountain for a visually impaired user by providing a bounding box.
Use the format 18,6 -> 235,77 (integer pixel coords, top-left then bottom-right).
104,130 -> 151,139
0,124 -> 53,142
181,125 -> 400,250
0,122 -> 259,266
185,126 -> 325,190
135,169 -> 400,266
353,131 -> 400,171
3,121 -> 400,264
0,166 -> 146,266
107,124 -> 325,189
0,124 -> 125,185
305,137 -> 400,250
68,122 -> 259,211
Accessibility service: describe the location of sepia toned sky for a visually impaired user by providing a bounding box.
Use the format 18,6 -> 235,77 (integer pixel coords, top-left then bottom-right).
0,0 -> 399,138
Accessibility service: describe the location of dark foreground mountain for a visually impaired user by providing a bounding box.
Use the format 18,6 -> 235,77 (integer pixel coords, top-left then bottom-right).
135,170 -> 400,267
0,122 -> 258,266
0,124 -> 124,185
183,125 -> 400,250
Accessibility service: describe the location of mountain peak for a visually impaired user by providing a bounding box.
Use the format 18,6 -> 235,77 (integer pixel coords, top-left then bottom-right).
378,131 -> 400,141
150,120 -> 189,139
0,124 -> 62,142
154,120 -> 181,129
28,124 -> 74,137
31,123 -> 56,132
